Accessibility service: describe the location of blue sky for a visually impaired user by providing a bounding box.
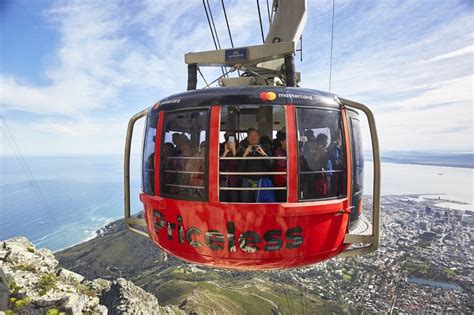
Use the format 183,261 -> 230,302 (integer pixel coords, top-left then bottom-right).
0,0 -> 473,156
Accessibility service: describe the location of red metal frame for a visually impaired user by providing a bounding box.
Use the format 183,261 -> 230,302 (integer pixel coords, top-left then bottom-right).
140,104 -> 353,270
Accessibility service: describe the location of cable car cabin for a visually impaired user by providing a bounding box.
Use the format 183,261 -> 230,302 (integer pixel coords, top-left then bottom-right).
124,86 -> 381,270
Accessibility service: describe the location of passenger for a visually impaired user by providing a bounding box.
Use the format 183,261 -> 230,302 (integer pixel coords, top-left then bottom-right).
162,142 -> 176,194
186,141 -> 206,198
171,133 -> 184,156
304,129 -> 316,142
326,133 -> 344,196
145,136 -> 156,193
237,128 -> 274,202
259,136 -> 273,154
272,132 -> 287,202
220,130 -> 236,154
220,131 -> 240,202
175,136 -> 191,186
272,129 -> 286,151
301,133 -> 331,198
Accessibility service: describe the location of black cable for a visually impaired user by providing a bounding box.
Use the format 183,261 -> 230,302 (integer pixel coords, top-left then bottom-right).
204,68 -> 236,88
266,0 -> 272,24
202,0 -> 226,77
221,0 -> 234,48
1,116 -> 69,245
221,0 -> 241,76
197,67 -> 210,86
207,0 -> 222,49
203,0 -> 219,51
329,0 -> 336,92
256,0 -> 265,43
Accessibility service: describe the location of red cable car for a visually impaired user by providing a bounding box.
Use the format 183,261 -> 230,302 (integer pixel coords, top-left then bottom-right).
123,0 -> 381,270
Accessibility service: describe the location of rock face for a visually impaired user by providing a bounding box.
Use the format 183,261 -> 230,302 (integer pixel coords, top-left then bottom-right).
0,237 -> 170,314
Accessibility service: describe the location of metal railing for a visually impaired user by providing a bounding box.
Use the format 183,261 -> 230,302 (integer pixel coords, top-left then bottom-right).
337,98 -> 381,258
219,155 -> 288,192
124,108 -> 150,238
299,169 -> 343,175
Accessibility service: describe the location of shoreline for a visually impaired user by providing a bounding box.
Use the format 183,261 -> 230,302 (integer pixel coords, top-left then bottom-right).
365,159 -> 474,170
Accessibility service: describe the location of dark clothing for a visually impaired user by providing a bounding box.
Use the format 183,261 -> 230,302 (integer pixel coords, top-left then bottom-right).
272,148 -> 287,187
272,148 -> 287,202
219,150 -> 240,202
237,144 -> 273,180
240,177 -> 258,202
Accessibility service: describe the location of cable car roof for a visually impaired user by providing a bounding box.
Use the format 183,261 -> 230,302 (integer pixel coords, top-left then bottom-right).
152,86 -> 340,113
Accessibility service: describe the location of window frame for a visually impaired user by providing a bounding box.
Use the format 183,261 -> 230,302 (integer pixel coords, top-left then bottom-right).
217,104 -> 288,204
295,106 -> 348,202
349,116 -> 364,195
142,111 -> 158,195
159,107 -> 211,202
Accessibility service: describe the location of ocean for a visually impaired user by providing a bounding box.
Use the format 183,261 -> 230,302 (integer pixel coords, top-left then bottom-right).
0,156 -> 472,251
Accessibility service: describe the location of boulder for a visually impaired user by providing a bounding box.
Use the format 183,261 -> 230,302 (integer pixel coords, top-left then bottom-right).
0,237 -> 173,314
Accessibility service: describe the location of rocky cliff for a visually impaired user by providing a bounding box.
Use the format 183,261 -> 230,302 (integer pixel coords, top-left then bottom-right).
0,237 -> 177,314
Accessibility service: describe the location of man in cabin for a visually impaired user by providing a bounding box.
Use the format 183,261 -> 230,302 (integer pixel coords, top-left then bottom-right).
237,128 -> 274,202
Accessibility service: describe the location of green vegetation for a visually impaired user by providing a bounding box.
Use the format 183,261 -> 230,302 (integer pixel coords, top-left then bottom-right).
7,296 -> 31,313
27,246 -> 35,253
14,263 -> 36,272
9,281 -> 21,294
77,284 -> 97,297
403,257 -> 459,283
444,267 -> 456,277
171,267 -> 186,275
38,274 -> 57,296
342,274 -> 352,281
155,280 -> 198,305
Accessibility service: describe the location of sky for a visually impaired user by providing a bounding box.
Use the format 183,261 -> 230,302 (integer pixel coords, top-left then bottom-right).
0,0 -> 473,156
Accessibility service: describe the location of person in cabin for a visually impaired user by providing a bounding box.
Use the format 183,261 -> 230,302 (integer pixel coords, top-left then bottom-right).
220,130 -> 240,202
237,128 -> 274,202
272,131 -> 287,202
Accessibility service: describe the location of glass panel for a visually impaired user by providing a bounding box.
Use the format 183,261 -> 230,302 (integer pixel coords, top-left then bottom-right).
297,108 -> 346,200
142,112 -> 158,195
160,110 -> 209,201
351,118 -> 364,193
219,105 -> 287,203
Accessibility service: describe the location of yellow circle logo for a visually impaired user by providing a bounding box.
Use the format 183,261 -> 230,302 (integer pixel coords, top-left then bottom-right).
259,91 -> 277,101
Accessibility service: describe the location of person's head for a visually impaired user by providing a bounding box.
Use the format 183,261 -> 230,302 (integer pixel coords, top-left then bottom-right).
276,132 -> 287,150
316,133 -> 329,148
260,136 -> 272,147
172,133 -> 181,146
223,130 -> 236,143
247,128 -> 260,145
304,129 -> 315,142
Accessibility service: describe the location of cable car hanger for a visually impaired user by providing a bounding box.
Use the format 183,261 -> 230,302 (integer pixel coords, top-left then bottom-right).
123,0 -> 381,270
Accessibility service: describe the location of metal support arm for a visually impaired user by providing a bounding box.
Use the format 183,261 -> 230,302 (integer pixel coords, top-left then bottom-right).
124,108 -> 150,238
338,98 -> 381,257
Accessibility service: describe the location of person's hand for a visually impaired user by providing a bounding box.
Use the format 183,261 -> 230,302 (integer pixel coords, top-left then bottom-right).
226,142 -> 236,156
255,146 -> 267,157
243,145 -> 253,157
222,147 -> 229,157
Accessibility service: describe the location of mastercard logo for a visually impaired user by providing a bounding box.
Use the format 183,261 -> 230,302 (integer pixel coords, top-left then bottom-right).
259,91 -> 277,101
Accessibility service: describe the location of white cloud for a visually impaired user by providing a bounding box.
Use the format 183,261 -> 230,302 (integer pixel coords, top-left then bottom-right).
425,45 -> 474,63
0,0 -> 472,155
